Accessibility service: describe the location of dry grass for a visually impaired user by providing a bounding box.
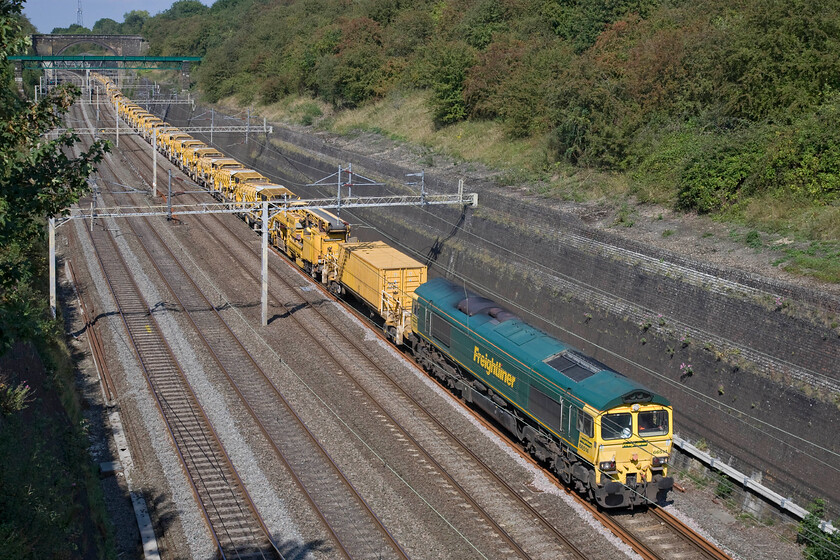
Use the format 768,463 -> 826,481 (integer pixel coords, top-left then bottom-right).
330,90 -> 547,171
741,193 -> 840,240
533,165 -> 633,203
215,94 -> 334,127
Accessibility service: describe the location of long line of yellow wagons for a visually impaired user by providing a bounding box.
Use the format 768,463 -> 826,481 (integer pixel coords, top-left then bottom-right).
91,72 -> 425,344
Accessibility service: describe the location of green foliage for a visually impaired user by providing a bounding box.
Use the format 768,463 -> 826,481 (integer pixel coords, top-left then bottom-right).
0,339 -> 116,558
677,130 -> 766,213
542,0 -> 661,52
136,0 -> 840,235
701,0 -> 840,122
760,95 -> 840,203
459,0 -> 509,49
91,18 -> 120,34
162,0 -> 209,20
329,17 -> 386,107
424,41 -> 475,126
745,230 -> 762,248
797,499 -> 840,560
0,379 -> 32,414
1,2 -> 108,354
382,9 -> 434,57
463,35 -> 525,119
121,10 -> 150,34
714,475 -> 734,499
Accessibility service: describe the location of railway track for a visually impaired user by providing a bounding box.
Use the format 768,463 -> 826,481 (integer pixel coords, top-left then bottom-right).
82,193 -> 278,559
83,101 -> 410,559
568,491 -> 731,560
158,133 -> 735,560
68,91 -> 281,559
76,78 -> 736,559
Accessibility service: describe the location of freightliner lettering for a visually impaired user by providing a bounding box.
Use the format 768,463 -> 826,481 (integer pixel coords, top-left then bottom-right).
473,346 -> 516,388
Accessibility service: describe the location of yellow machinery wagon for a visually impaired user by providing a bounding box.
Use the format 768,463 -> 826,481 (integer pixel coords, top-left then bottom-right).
196,157 -> 243,190
234,183 -> 297,225
173,139 -> 206,170
159,132 -> 192,158
184,146 -> 222,178
214,168 -> 267,198
269,203 -> 349,281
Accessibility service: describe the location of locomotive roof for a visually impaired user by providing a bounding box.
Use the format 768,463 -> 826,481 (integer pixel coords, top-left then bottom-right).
415,277 -> 670,412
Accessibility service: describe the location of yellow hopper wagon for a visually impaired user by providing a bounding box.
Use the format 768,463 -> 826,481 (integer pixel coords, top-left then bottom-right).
327,241 -> 427,345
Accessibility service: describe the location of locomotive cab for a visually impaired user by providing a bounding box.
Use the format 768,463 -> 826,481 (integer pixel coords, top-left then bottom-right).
592,401 -> 674,507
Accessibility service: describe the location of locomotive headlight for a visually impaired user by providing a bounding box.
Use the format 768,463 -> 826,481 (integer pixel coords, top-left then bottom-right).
651,455 -> 669,467
599,460 -> 617,472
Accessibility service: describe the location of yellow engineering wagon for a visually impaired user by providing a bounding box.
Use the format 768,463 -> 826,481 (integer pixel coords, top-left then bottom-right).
159,132 -> 192,157
234,183 -> 297,225
327,241 -> 427,345
173,139 -> 206,170
197,157 -> 244,191
184,146 -> 222,178
214,168 -> 267,198
269,203 -> 349,280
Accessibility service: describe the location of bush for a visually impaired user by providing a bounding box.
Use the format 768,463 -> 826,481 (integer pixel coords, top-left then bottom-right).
697,0 -> 840,122
463,35 -> 525,120
797,499 -> 840,560
458,0 -> 509,49
760,96 -> 840,204
542,0 -> 660,53
424,41 -> 476,126
677,130 -> 767,213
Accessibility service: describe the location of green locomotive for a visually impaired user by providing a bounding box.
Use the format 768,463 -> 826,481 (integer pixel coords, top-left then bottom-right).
408,277 -> 674,508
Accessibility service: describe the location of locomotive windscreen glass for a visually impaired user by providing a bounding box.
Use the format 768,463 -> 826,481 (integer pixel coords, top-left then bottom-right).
638,410 -> 669,436
601,413 -> 633,440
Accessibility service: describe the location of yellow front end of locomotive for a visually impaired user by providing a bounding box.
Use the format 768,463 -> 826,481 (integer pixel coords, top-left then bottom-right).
593,404 -> 673,506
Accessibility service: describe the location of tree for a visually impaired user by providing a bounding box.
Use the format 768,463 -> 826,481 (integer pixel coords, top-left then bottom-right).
91,17 -> 121,35
162,0 -> 209,20
425,41 -> 476,126
122,9 -> 149,34
1,1 -> 108,356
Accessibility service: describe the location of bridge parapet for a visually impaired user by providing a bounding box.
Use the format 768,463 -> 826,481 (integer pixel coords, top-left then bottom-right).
31,34 -> 149,56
